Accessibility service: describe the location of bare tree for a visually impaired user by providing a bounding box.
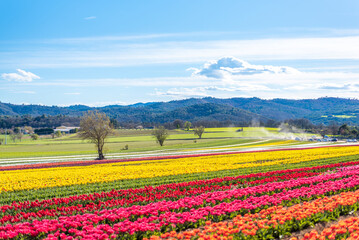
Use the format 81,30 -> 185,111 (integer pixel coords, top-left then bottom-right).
194,126 -> 205,139
184,121 -> 192,131
55,131 -> 62,138
9,130 -> 17,142
31,134 -> 39,140
152,126 -> 169,146
24,126 -> 34,134
339,124 -> 350,136
173,119 -> 183,129
14,127 -> 21,134
16,132 -> 23,142
78,111 -> 114,160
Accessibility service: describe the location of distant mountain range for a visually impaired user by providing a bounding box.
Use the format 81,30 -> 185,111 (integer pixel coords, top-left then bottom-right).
1,97 -> 359,125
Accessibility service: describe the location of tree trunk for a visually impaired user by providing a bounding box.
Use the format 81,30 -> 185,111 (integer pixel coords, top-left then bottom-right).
98,145 -> 105,160
98,153 -> 105,160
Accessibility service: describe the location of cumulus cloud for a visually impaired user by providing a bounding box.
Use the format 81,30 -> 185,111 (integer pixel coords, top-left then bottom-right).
190,57 -> 300,79
1,69 -> 40,82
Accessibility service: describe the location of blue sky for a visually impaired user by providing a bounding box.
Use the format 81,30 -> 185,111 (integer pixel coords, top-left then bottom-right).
1,0 -> 359,106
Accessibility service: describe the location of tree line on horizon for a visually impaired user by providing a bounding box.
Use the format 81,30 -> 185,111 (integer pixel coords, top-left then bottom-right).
0,113 -> 358,137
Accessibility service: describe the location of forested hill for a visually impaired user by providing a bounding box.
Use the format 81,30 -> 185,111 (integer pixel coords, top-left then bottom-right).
0,97 -> 358,125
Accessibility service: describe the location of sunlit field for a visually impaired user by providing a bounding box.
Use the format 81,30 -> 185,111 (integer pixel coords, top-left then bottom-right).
0,127 -> 320,160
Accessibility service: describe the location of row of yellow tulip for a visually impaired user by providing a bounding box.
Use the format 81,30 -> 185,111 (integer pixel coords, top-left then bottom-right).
1,146 -> 359,193
192,140 -> 295,151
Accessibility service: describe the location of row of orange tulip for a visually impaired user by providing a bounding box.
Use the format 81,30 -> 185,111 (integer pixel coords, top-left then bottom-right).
296,217 -> 359,240
147,189 -> 359,240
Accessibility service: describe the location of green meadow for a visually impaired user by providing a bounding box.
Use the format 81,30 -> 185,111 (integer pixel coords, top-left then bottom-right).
0,127 -> 318,159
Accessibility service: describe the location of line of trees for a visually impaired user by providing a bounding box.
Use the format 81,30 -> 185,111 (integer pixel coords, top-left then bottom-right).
0,115 -> 80,129
151,124 -> 206,147
1,113 -> 359,131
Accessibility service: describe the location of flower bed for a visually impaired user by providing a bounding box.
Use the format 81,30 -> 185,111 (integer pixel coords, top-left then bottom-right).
153,190 -> 359,240
1,146 -> 359,239
296,217 -> 359,240
2,165 -> 359,239
2,160 -> 359,225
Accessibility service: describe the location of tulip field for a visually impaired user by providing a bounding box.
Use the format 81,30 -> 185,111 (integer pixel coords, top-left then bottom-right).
1,145 -> 359,239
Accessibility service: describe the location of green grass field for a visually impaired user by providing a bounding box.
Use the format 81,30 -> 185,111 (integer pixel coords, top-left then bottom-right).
0,127 -> 319,159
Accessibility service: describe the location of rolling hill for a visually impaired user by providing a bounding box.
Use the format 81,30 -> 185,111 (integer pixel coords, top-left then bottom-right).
0,97 -> 358,125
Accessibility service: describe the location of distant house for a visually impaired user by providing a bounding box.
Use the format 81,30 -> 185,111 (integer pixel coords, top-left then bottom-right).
54,126 -> 79,134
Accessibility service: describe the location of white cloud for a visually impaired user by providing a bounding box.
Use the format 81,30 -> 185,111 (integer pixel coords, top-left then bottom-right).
45,32 -> 216,44
153,87 -> 256,100
1,69 -> 40,82
204,84 -> 272,92
14,91 -> 36,94
84,16 -> 96,20
154,83 -> 273,99
59,100 -> 128,107
3,36 -> 359,69
154,88 -> 212,98
198,70 -> 359,86
318,84 -> 350,90
25,76 -> 214,87
284,83 -> 359,93
318,83 -> 359,91
190,57 -> 299,79
64,92 -> 81,95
